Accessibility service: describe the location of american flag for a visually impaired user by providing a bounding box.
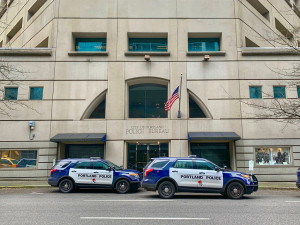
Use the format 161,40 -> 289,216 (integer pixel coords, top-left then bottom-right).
164,86 -> 179,111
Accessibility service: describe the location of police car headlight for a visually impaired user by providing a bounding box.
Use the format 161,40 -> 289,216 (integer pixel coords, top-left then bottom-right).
129,173 -> 139,178
241,175 -> 250,178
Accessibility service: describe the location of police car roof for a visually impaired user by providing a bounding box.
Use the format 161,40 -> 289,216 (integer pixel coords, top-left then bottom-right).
152,157 -> 208,161
61,158 -> 103,162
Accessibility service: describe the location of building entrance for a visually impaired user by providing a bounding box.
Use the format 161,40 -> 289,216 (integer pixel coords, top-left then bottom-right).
127,143 -> 168,171
190,143 -> 230,168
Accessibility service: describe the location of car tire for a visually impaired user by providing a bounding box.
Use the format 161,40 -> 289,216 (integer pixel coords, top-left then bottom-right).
59,179 -> 74,193
158,181 -> 175,199
226,182 -> 244,199
116,179 -> 130,194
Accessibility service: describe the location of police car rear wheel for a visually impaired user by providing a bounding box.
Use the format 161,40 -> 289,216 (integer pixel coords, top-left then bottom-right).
226,182 -> 244,199
59,179 -> 74,193
158,181 -> 175,199
116,180 -> 130,194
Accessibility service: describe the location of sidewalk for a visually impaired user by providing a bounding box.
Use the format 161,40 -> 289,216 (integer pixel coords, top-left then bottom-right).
0,181 -> 298,190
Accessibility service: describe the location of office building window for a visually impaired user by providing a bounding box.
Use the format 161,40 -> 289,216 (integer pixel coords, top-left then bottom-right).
255,147 -> 291,166
297,86 -> 300,98
129,84 -> 167,118
0,150 -> 37,169
89,99 -> 105,119
249,86 -> 262,99
273,86 -> 286,99
188,38 -> 220,52
128,38 -> 167,52
189,96 -> 206,118
75,38 -> 106,52
4,87 -> 18,100
30,87 -> 43,100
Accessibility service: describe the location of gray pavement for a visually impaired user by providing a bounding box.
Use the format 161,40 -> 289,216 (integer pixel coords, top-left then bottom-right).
0,187 -> 299,225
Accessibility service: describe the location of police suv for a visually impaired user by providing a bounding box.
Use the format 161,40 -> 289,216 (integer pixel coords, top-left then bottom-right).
48,158 -> 141,193
142,156 -> 258,199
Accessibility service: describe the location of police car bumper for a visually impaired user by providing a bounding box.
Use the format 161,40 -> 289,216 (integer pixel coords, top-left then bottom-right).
48,177 -> 59,187
141,182 -> 156,191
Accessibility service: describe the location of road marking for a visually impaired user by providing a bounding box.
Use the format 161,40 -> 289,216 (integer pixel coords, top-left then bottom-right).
84,200 -> 175,202
285,201 -> 300,203
80,217 -> 210,221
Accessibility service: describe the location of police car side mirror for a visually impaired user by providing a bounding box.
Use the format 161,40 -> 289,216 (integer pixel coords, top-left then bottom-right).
215,167 -> 220,172
106,167 -> 113,171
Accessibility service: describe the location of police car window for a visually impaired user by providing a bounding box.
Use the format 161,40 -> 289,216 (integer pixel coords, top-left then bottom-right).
194,161 -> 215,170
74,161 -> 92,169
54,161 -> 71,169
149,160 -> 169,169
173,160 -> 193,169
93,161 -> 109,170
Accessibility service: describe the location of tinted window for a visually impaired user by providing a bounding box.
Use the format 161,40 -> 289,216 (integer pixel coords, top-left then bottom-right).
0,159 -> 11,165
4,87 -> 18,100
273,86 -> 286,99
93,161 -> 109,170
89,99 -> 105,118
194,161 -> 215,170
249,86 -> 262,99
129,38 -> 167,52
188,38 -> 220,52
149,160 -> 169,169
74,161 -> 92,169
54,161 -> 71,169
173,160 -> 193,169
189,97 -> 206,118
75,38 -> 106,52
30,87 -> 43,100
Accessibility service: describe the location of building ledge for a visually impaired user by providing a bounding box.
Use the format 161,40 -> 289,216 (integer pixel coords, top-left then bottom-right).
0,48 -> 52,56
186,51 -> 226,56
124,51 -> 170,56
241,47 -> 300,56
68,51 -> 109,56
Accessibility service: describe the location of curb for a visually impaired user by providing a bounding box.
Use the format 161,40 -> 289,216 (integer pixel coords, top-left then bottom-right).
0,185 -> 51,188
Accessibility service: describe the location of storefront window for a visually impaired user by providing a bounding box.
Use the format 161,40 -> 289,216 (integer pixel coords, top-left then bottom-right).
255,147 -> 291,165
0,150 -> 37,168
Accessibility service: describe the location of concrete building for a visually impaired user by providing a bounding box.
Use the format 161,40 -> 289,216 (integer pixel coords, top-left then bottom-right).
0,0 -> 299,183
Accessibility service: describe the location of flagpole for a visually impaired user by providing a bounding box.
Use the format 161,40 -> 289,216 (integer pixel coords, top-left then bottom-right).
177,73 -> 183,118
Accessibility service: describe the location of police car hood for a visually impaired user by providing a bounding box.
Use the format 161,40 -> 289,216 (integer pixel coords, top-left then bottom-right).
119,169 -> 140,174
223,170 -> 248,176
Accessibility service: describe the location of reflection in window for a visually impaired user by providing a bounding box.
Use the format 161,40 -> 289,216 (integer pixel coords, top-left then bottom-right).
189,96 -> 206,118
30,87 -> 43,100
89,99 -> 105,118
74,161 -> 92,169
255,147 -> 290,165
188,38 -> 220,52
173,160 -> 193,169
249,86 -> 262,99
129,38 -> 168,52
273,86 -> 286,98
297,86 -> 300,98
4,87 -> 18,100
0,150 -> 37,168
194,161 -> 215,170
93,161 -> 109,170
129,84 -> 167,118
75,38 -> 106,52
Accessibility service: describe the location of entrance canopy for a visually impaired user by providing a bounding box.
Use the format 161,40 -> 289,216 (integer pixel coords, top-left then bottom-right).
188,132 -> 240,141
50,133 -> 106,143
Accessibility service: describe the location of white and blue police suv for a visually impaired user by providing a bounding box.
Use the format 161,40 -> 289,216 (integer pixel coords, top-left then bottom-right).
142,156 -> 258,199
48,158 -> 141,193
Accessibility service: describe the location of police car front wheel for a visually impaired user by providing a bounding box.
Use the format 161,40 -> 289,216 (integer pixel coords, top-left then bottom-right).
158,181 -> 175,199
59,179 -> 74,193
115,179 -> 130,194
226,182 -> 244,199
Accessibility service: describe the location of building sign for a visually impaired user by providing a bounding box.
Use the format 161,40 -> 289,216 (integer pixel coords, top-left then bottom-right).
125,126 -> 169,135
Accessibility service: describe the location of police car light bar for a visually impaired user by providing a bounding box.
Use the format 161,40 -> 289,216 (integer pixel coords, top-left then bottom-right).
189,155 -> 197,158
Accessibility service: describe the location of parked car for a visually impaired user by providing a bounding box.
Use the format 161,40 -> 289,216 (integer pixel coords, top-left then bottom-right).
16,159 -> 37,168
0,158 -> 18,168
48,158 -> 142,193
142,156 -> 258,199
297,167 -> 300,189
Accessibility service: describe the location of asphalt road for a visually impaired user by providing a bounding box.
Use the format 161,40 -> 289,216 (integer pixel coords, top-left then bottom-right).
0,188 -> 299,225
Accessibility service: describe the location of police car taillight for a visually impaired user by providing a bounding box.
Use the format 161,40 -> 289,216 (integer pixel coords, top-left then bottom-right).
145,168 -> 153,177
50,169 -> 57,175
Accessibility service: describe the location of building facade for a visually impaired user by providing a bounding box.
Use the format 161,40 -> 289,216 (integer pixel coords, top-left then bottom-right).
0,0 -> 300,183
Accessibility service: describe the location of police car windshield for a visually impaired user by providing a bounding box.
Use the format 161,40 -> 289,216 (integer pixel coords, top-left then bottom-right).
104,160 -> 122,170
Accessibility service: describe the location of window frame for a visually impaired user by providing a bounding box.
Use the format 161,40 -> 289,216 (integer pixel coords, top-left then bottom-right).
254,146 -> 293,167
249,86 -> 262,99
4,87 -> 18,100
29,86 -> 43,100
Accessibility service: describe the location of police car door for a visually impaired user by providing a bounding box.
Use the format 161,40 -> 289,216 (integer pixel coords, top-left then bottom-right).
92,161 -> 113,186
69,161 -> 95,184
169,160 -> 198,188
194,160 -> 223,189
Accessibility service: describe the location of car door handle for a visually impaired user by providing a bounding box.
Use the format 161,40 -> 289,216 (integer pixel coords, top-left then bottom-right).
94,172 -> 99,174
199,172 -> 205,175
172,170 -> 178,173
71,170 -> 77,172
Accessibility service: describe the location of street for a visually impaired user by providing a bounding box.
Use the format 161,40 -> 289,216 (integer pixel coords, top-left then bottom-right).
0,188 -> 299,225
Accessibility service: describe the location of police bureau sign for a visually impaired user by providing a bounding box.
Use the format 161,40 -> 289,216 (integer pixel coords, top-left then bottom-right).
126,126 -> 169,135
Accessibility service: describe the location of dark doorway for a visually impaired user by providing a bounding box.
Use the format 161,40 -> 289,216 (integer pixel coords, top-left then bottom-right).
190,143 -> 230,168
